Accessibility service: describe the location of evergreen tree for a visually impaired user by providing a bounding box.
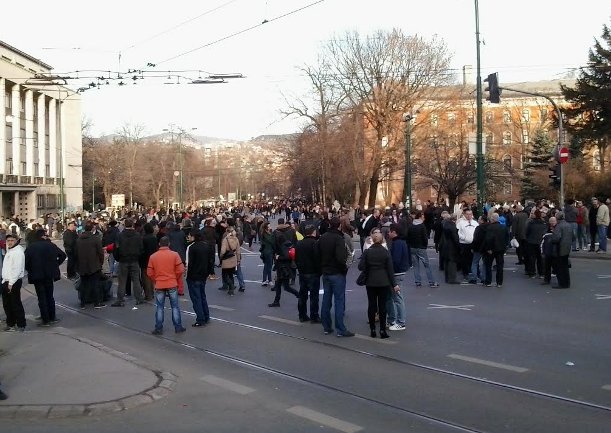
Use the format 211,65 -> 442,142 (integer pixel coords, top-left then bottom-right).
561,21 -> 611,172
521,129 -> 554,200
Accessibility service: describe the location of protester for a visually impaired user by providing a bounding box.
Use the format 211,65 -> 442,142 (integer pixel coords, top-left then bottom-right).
294,224 -> 321,322
1,234 -> 26,331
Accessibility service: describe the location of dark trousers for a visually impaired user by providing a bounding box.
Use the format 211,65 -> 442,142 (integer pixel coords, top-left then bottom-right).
589,225 -> 598,251
525,243 -> 542,276
118,261 -> 142,301
484,252 -> 504,285
222,268 -> 236,292
33,278 -> 56,323
272,276 -> 298,304
459,244 -> 473,278
1,279 -> 26,328
552,255 -> 571,288
366,286 -> 389,331
66,253 -> 77,278
142,270 -> 154,300
298,273 -> 320,320
543,255 -> 553,283
443,259 -> 458,283
80,272 -> 102,305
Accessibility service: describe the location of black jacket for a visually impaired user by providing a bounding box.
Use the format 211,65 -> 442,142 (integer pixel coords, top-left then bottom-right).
168,228 -> 187,263
141,233 -> 159,268
358,244 -> 395,288
186,240 -> 215,280
76,231 -> 104,275
484,222 -> 507,253
62,229 -> 78,255
525,219 -> 547,246
471,223 -> 488,253
295,236 -> 321,274
115,229 -> 143,263
441,219 -> 460,261
317,228 -> 348,275
406,221 -> 428,249
25,239 -> 66,282
102,226 -> 119,247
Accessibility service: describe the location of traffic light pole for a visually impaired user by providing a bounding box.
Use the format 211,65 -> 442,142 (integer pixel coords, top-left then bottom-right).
474,0 -> 485,214
498,86 -> 564,205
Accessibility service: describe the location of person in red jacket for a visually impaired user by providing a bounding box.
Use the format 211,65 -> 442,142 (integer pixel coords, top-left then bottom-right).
147,236 -> 186,335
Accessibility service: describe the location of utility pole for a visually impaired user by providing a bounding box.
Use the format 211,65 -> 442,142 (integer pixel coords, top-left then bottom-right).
403,113 -> 415,210
474,0 -> 485,213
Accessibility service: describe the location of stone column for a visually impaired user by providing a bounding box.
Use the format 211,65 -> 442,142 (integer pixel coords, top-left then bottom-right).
48,98 -> 57,178
37,94 -> 46,177
25,89 -> 34,178
11,84 -> 21,175
0,78 -> 5,175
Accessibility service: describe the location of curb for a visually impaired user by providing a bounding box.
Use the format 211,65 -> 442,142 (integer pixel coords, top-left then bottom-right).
0,329 -> 177,420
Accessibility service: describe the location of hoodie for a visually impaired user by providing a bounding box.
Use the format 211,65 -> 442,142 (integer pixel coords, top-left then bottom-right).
2,239 -> 25,285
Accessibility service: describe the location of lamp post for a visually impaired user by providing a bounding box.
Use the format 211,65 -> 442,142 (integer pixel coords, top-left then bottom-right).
163,125 -> 197,209
403,113 -> 416,210
474,0 -> 485,213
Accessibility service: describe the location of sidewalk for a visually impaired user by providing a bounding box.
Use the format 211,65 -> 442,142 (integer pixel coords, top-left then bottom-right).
0,328 -> 176,419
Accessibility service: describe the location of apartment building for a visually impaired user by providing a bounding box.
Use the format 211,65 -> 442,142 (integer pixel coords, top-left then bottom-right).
0,39 -> 82,221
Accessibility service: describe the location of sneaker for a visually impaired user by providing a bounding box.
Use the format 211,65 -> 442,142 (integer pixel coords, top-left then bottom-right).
323,329 -> 334,335
3,326 -> 16,332
337,330 -> 355,337
261,281 -> 268,287
175,327 -> 187,333
429,282 -> 439,287
496,284 -> 503,288
151,329 -> 163,335
389,324 -> 406,331
94,303 -> 107,309
238,287 -> 245,292
415,282 -> 422,287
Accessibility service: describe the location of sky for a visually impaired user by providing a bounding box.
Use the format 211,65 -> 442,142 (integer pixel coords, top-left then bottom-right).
1,0 -> 609,140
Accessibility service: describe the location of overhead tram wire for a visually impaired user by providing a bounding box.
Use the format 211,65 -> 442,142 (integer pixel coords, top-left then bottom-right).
154,0 -> 327,66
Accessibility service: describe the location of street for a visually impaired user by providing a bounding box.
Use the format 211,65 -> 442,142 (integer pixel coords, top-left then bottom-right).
1,241 -> 611,433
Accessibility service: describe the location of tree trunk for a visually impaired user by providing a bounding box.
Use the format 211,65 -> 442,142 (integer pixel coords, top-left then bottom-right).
367,168 -> 380,209
448,193 -> 458,211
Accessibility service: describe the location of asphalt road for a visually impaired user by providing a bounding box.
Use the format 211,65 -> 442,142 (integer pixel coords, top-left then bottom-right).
3,238 -> 611,433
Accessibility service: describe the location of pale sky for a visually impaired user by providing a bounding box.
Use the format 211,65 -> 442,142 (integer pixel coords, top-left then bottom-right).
2,0 -> 609,140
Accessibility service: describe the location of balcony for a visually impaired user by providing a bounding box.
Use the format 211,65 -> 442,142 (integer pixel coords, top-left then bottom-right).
45,177 -> 56,185
20,176 -> 32,184
5,175 -> 18,184
34,177 -> 44,185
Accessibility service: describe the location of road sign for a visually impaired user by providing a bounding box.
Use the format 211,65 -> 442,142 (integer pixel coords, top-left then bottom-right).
559,147 -> 569,164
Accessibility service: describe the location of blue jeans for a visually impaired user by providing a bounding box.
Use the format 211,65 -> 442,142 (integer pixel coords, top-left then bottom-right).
236,263 -> 245,289
262,251 -> 273,282
470,251 -> 487,283
598,225 -> 608,252
577,224 -> 589,249
321,274 -> 347,334
154,288 -> 182,331
108,254 -> 118,276
187,279 -> 210,324
386,275 -> 406,326
411,248 -> 435,284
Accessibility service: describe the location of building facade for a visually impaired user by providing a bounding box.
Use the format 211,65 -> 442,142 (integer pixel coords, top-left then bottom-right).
0,40 -> 82,221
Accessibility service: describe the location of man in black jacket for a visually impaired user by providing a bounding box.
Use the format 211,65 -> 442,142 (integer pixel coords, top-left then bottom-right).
76,222 -> 105,308
141,223 -> 159,301
483,213 -> 507,287
24,229 -> 67,325
186,229 -> 215,326
295,225 -> 321,322
317,217 -> 354,337
112,218 -> 144,306
62,221 -> 78,279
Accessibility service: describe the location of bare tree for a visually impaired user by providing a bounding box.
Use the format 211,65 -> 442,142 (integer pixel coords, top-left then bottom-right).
115,123 -> 146,207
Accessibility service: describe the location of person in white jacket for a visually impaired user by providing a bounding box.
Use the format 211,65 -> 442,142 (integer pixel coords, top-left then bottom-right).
456,209 -> 479,282
1,234 -> 26,331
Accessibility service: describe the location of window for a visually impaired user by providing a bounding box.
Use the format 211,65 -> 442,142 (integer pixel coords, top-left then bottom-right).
430,114 -> 438,127
204,147 -> 212,156
4,92 -> 11,109
522,129 -> 529,144
503,131 -> 512,145
33,100 -> 38,120
20,94 -> 25,112
448,112 -> 456,125
503,155 -> 512,169
503,111 -> 511,124
485,111 -> 493,124
485,133 -> 494,145
21,162 -> 26,174
37,195 -> 45,209
46,194 -> 57,208
45,164 -> 50,177
6,158 -> 13,175
34,163 -> 39,175
522,109 -> 530,122
467,112 -> 475,124
34,131 -> 38,147
503,182 -> 512,195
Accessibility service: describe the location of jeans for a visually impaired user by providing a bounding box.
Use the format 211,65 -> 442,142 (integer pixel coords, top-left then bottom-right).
262,251 -> 273,282
33,278 -> 56,323
154,288 -> 182,331
411,248 -> 436,284
321,274 -> 348,334
470,251 -> 487,283
236,263 -> 245,289
598,225 -> 608,251
187,279 -> 210,324
577,224 -> 589,249
1,279 -> 26,328
570,222 -> 578,250
297,273 -> 320,320
118,261 -> 143,302
483,252 -> 504,285
386,275 -> 406,326
108,254 -> 118,276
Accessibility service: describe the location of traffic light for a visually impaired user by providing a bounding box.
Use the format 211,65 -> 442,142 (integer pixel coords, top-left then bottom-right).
484,72 -> 501,103
549,164 -> 561,188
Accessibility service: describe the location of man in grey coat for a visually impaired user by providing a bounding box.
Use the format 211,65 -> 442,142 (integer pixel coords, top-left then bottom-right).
551,211 -> 573,289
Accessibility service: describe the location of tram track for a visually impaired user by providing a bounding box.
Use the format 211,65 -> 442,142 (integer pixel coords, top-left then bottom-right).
48,297 -> 611,433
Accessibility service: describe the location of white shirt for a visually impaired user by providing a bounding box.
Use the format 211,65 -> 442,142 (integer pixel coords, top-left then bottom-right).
457,217 -> 479,244
2,243 -> 25,285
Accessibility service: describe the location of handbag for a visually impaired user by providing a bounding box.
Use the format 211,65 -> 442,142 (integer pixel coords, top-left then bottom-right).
356,270 -> 367,286
222,249 -> 235,260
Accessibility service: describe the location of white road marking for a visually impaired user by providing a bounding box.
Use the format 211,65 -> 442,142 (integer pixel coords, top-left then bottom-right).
209,304 -> 235,311
259,315 -> 303,326
428,304 -> 474,311
596,275 -> 611,279
448,353 -> 529,373
602,385 -> 611,391
200,375 -> 255,395
287,406 -> 363,433
354,334 -> 396,345
595,294 -> 611,300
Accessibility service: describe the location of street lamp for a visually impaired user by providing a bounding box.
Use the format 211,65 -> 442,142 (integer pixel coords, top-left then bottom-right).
403,113 -> 416,210
163,125 -> 197,209
474,0 -> 485,213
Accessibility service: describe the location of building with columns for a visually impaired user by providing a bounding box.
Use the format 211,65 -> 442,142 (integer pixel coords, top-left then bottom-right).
0,40 -> 82,221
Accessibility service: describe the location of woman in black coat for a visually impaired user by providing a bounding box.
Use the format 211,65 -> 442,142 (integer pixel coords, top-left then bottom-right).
358,232 -> 398,339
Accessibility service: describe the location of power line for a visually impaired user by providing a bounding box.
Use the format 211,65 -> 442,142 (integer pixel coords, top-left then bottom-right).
154,0 -> 327,66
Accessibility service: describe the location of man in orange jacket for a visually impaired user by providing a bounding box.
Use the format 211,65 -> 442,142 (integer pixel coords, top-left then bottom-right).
147,236 -> 186,335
